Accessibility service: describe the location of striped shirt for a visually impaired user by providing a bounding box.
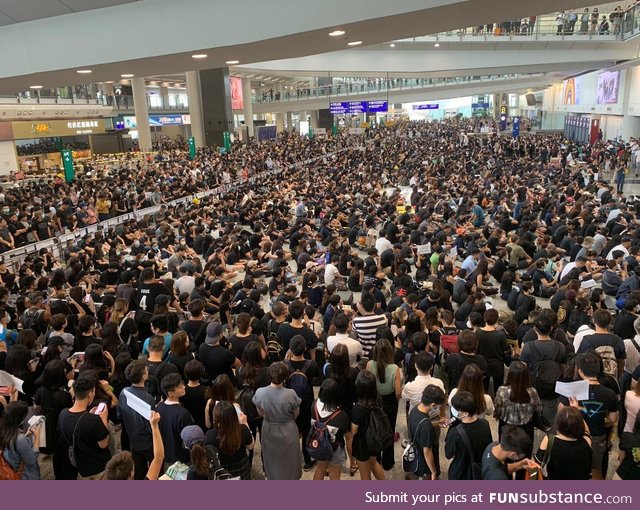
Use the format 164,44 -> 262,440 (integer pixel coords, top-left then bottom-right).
352,313 -> 389,357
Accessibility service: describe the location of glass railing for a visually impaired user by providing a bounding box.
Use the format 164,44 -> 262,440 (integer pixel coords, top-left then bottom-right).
253,73 -> 545,103
396,5 -> 640,41
0,94 -> 188,110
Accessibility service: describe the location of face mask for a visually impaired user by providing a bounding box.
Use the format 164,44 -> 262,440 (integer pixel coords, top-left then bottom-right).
133,241 -> 140,247
432,405 -> 440,413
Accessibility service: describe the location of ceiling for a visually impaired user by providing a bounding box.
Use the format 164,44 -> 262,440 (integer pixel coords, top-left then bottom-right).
0,0 -> 139,26
0,0 -> 609,94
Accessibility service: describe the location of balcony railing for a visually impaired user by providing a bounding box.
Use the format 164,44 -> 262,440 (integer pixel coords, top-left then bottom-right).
253,73 -> 545,103
0,94 -> 188,110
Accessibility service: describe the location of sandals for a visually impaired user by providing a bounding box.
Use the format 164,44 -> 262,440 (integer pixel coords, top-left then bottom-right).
349,464 -> 359,476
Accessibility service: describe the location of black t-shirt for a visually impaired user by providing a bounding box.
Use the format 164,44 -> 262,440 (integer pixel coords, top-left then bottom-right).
277,323 -> 318,354
559,384 -> 618,437
166,353 -> 194,379
204,426 -> 253,468
57,409 -> 111,477
228,334 -> 261,361
155,402 -> 195,464
475,329 -> 509,378
180,384 -> 208,432
445,419 -> 493,480
181,319 -> 208,346
481,442 -> 509,480
577,332 -> 626,360
617,432 -> 640,480
137,281 -> 172,312
444,353 -> 488,389
380,249 -> 395,269
408,406 -> 438,477
534,437 -> 592,480
199,343 -> 237,385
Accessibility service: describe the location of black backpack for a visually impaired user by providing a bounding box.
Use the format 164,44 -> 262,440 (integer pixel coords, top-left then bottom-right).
364,405 -> 394,453
21,308 -> 45,336
266,319 -> 284,363
507,285 -> 521,311
237,383 -> 260,423
531,342 -> 562,399
145,360 -> 167,403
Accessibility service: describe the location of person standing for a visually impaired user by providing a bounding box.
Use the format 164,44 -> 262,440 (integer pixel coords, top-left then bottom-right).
407,385 -> 446,480
252,362 -> 302,480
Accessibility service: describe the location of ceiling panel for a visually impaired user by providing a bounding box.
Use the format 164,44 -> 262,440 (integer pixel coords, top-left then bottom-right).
0,0 -> 72,22
0,0 -> 138,24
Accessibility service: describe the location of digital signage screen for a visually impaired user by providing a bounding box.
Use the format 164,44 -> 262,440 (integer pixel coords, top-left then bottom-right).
597,71 -> 620,104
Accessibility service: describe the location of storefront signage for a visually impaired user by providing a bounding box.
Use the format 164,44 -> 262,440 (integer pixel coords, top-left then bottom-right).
412,104 -> 439,110
472,102 -> 490,108
11,119 -> 106,139
122,115 -> 191,128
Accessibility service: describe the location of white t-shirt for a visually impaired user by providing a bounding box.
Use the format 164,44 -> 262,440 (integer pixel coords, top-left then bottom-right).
448,387 -> 494,420
375,237 -> 393,254
324,263 -> 341,286
624,337 -> 640,375
402,374 -> 445,413
326,333 -> 364,367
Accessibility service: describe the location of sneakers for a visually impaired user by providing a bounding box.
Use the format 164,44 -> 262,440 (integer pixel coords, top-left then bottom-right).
303,460 -> 317,471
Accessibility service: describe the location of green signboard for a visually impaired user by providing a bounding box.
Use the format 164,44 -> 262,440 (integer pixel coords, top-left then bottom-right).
223,131 -> 231,152
188,137 -> 196,160
61,149 -> 74,183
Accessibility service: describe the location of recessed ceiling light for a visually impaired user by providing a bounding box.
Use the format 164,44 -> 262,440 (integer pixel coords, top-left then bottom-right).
192,54 -> 208,59
76,69 -> 92,74
29,85 -> 43,89
348,41 -> 362,46
329,30 -> 345,36
434,43 -> 440,47
225,60 -> 240,65
389,43 -> 396,48
121,74 -> 134,78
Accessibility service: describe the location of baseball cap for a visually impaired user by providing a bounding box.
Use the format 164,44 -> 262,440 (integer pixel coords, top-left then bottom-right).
205,322 -> 223,345
180,425 -> 204,450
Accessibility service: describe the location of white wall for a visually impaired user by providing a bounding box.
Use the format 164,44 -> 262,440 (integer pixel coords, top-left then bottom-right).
0,141 -> 18,176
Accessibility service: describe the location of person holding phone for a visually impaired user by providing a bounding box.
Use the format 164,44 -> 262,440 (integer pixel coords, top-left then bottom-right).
0,400 -> 42,479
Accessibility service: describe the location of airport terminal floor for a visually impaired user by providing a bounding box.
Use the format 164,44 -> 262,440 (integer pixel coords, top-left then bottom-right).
1,118 -> 640,482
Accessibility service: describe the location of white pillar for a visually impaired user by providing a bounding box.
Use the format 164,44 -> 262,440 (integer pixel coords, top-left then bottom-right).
286,111 -> 293,131
131,77 -> 152,152
159,85 -> 170,108
185,71 -> 206,148
620,69 -> 639,141
275,112 -> 285,133
242,79 -> 254,138
309,110 -> 319,129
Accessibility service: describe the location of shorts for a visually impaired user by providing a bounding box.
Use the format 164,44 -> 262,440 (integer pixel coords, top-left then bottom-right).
590,435 -> 607,470
330,445 -> 346,466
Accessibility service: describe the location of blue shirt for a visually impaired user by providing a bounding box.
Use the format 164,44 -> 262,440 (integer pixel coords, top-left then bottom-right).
461,255 -> 478,274
142,332 -> 173,358
472,205 -> 485,227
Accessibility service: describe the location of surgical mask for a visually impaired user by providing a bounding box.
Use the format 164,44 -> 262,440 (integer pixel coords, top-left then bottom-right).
432,405 -> 441,413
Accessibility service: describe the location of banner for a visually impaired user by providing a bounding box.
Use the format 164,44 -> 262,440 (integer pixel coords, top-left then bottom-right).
230,76 -> 244,110
11,119 -> 106,139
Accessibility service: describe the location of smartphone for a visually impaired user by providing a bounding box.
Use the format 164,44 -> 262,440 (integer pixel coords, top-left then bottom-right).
71,352 -> 85,363
0,386 -> 11,396
83,295 -> 91,303
342,304 -> 352,312
93,402 -> 107,415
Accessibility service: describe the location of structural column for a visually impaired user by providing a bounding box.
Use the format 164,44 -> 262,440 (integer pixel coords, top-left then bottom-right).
185,71 -> 206,148
159,84 -> 170,108
621,69 -> 640,141
242,79 -> 254,138
309,110 -> 319,129
286,111 -> 293,131
275,112 -> 285,133
131,77 -> 152,152
198,67 -> 234,147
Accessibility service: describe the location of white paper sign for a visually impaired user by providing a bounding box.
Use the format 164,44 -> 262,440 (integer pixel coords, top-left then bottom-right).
0,370 -> 25,394
416,243 -> 431,255
555,380 -> 590,401
123,389 -> 152,421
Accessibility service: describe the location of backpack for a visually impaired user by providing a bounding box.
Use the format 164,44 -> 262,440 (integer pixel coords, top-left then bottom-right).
531,342 -> 562,399
21,309 -> 45,336
364,405 -> 394,453
266,319 -> 284,363
145,360 -> 167,403
440,328 -> 459,354
205,445 -> 236,480
237,384 -> 260,423
0,450 -> 23,480
507,286 -> 521,311
306,406 -> 340,461
592,343 -> 618,378
402,418 -> 427,474
285,360 -> 311,400
456,424 -> 483,480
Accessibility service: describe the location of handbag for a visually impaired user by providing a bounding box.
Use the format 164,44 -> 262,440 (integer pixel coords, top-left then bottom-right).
540,434 -> 555,479
68,413 -> 87,468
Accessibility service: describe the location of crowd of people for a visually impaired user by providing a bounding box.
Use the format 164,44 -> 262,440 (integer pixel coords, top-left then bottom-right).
0,119 -> 639,481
